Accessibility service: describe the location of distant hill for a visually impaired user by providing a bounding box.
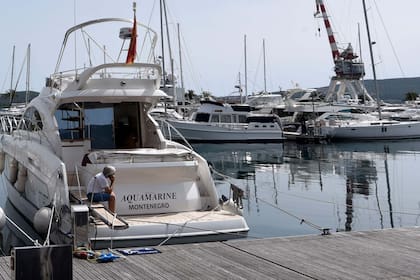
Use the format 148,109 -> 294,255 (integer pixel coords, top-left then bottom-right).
318,77 -> 420,103
0,90 -> 39,107
364,77 -> 420,103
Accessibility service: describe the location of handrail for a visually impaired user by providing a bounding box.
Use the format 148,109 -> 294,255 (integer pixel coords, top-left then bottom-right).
0,115 -> 21,134
157,119 -> 194,151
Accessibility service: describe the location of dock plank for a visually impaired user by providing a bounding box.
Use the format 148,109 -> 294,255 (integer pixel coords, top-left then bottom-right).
1,227 -> 420,279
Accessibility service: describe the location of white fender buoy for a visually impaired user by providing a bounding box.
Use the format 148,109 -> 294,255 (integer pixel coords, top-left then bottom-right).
0,207 -> 6,230
7,158 -> 18,184
33,207 -> 52,234
14,164 -> 27,193
0,150 -> 5,173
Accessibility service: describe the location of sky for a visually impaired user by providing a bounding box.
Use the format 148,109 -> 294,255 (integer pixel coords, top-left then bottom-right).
1,0 -> 420,97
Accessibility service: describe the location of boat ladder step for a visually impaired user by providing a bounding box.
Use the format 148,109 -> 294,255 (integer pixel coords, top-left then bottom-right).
89,204 -> 129,230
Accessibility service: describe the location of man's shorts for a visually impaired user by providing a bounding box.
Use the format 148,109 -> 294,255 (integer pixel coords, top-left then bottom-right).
87,192 -> 110,202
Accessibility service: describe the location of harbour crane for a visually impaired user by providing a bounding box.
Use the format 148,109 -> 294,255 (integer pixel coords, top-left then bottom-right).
314,0 -> 375,104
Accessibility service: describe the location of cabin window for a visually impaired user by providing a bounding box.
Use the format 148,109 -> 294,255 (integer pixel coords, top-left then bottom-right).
194,113 -> 210,122
238,115 -> 247,123
210,114 -> 219,123
56,102 -> 141,149
20,106 -> 43,131
220,114 -> 231,123
55,104 -> 83,140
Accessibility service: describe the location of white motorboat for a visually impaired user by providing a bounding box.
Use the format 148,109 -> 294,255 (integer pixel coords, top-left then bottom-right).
0,16 -> 248,249
165,100 -> 284,143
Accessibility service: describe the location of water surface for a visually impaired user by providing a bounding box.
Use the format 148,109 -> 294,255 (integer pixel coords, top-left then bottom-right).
193,140 -> 420,239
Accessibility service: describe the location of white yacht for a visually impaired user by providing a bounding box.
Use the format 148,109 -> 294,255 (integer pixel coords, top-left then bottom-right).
313,110 -> 420,140
165,100 -> 284,143
0,17 -> 248,249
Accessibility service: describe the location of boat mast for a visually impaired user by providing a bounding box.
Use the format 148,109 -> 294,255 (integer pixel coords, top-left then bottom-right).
10,45 -> 15,93
263,38 -> 267,93
362,0 -> 382,119
244,34 -> 248,103
237,72 -> 242,102
177,23 -> 184,90
25,44 -> 31,105
159,0 -> 166,88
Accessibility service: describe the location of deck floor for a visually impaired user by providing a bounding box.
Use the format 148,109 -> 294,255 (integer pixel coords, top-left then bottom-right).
2,227 -> 420,279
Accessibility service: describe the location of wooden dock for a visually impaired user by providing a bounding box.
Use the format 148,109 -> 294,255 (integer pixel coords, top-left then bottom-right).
2,227 -> 420,279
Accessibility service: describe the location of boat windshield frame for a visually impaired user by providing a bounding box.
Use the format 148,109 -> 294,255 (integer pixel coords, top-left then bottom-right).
54,18 -> 158,74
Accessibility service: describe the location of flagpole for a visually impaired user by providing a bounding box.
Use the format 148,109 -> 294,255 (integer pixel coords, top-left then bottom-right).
126,2 -> 137,64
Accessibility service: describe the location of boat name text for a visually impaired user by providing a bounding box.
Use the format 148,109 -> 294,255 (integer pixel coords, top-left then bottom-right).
121,192 -> 177,203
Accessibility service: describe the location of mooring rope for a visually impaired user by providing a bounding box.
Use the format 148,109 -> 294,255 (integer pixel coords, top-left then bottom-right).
258,197 -> 329,234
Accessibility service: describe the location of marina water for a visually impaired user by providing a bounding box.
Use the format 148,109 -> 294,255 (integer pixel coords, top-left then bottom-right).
3,140 -> 420,254
193,140 -> 420,239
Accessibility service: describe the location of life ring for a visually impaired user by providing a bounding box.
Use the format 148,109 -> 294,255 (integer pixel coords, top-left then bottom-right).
14,164 -> 27,193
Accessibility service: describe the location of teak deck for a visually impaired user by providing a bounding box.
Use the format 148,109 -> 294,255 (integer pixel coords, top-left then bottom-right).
1,227 -> 420,279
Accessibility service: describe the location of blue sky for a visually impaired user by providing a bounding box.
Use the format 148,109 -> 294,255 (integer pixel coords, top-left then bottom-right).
1,0 -> 420,96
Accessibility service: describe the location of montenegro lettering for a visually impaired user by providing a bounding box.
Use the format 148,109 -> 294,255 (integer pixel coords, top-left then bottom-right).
121,192 -> 177,210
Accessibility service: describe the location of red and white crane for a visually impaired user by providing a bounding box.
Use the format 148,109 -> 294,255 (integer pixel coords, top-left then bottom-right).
314,0 -> 365,80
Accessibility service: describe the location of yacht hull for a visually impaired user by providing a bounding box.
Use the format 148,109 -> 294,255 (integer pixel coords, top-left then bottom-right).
168,121 -> 284,143
322,121 -> 420,140
88,210 -> 249,249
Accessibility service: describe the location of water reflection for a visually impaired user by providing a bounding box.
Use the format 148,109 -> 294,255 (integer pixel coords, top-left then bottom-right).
193,143 -> 284,180
193,140 -> 420,239
192,143 -> 284,215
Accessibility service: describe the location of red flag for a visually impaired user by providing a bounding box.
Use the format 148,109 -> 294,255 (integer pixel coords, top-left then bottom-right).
126,15 -> 137,64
